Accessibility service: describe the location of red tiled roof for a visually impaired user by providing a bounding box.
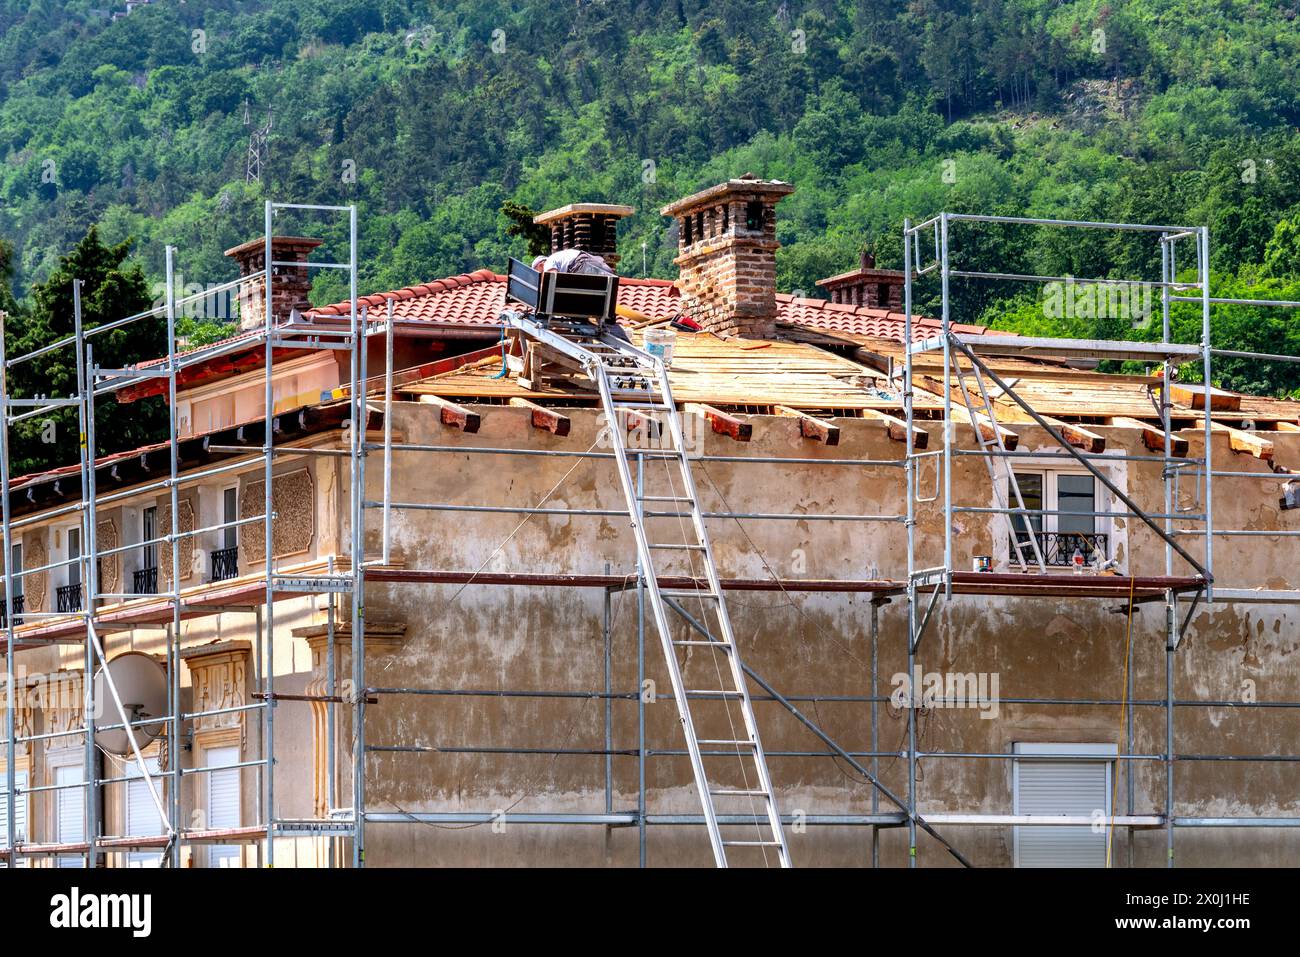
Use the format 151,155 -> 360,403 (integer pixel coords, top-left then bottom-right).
307,270 -> 685,324
306,269 -> 984,341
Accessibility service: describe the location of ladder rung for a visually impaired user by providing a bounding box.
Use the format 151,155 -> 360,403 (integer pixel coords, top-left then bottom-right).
686,690 -> 744,698
698,739 -> 755,747
710,788 -> 770,797
639,495 -> 694,503
649,542 -> 705,550
614,402 -> 672,411
660,589 -> 719,599
723,840 -> 783,847
672,640 -> 732,649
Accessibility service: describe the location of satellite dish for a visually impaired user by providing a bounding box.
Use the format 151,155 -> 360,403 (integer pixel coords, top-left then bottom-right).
92,652 -> 168,755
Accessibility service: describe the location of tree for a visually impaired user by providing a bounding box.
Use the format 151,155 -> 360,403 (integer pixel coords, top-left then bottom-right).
500,200 -> 551,259
7,228 -> 167,476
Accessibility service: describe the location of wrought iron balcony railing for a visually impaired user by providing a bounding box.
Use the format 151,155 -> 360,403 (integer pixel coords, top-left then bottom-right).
56,582 -> 83,613
1012,531 -> 1109,568
0,594 -> 24,626
211,546 -> 239,582
133,566 -> 158,595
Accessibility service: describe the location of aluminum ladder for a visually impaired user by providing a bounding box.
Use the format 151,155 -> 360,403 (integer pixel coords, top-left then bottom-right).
505,312 -> 791,868
950,344 -> 1046,571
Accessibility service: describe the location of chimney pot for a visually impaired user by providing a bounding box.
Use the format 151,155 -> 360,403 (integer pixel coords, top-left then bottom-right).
816,247 -> 905,312
533,203 -> 634,269
224,235 -> 323,331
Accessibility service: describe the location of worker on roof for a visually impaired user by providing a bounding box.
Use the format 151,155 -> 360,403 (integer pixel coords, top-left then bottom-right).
531,248 -> 615,276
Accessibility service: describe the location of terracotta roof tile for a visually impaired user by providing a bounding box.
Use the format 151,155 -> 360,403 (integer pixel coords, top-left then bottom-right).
304,270 -> 993,343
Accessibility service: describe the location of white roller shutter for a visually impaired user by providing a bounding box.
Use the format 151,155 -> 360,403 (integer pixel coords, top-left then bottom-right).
205,746 -> 241,868
126,757 -> 164,868
0,769 -> 28,854
1014,743 -> 1115,868
55,764 -> 84,868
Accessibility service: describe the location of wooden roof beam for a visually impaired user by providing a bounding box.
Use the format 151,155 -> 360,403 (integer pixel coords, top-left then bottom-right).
1208,420 -> 1274,461
860,409 -> 928,449
947,404 -> 1018,451
619,409 -> 662,441
1109,417 -> 1189,457
686,403 -> 752,442
509,398 -> 571,437
774,406 -> 840,446
1040,415 -> 1105,453
418,394 -> 481,434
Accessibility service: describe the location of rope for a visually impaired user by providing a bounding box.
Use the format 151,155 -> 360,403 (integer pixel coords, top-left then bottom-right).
490,325 -> 509,379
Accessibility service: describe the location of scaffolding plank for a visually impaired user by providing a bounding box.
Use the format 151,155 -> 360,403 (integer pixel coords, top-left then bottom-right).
914,333 -> 1204,362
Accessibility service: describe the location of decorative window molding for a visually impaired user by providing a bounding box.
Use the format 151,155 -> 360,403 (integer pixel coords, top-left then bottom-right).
181,641 -> 251,752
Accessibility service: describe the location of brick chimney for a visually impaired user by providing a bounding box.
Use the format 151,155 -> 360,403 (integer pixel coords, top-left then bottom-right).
815,248 -> 905,310
661,174 -> 794,338
533,203 -> 634,268
224,236 -> 323,331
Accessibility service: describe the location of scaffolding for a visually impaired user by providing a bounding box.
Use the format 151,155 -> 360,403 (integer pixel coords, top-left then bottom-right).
1,204 -> 1299,869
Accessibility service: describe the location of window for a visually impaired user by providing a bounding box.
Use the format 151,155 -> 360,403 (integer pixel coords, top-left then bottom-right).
1008,472 -> 1107,568
223,487 -> 239,550
0,769 -> 29,865
1013,743 -> 1117,867
55,764 -> 85,868
142,507 -> 157,571
67,527 -> 81,587
58,527 -> 83,612
135,507 -> 158,595
125,757 -> 164,868
205,746 -> 241,868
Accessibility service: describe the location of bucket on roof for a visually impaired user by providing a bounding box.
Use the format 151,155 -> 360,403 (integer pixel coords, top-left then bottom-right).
644,326 -> 677,368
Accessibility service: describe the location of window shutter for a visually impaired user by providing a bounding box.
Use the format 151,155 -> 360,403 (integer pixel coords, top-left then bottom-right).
205,746 -> 241,868
206,747 -> 240,830
55,765 -> 85,868
1014,753 -> 1111,867
0,769 -> 28,844
126,758 -> 163,837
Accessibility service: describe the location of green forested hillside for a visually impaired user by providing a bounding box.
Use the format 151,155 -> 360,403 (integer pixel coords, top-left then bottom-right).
4,1 -> 1300,397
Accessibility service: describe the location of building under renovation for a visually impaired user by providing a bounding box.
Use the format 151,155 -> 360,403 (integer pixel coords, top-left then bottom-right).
1,177 -> 1299,868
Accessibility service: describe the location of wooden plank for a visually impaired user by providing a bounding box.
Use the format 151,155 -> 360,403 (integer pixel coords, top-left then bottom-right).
1168,382 -> 1241,412
1275,421 -> 1300,433
509,398 -> 571,437
774,406 -> 840,446
860,408 -> 929,449
1209,420 -> 1274,461
1110,417 -> 1189,457
418,394 -> 481,433
686,403 -> 752,442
